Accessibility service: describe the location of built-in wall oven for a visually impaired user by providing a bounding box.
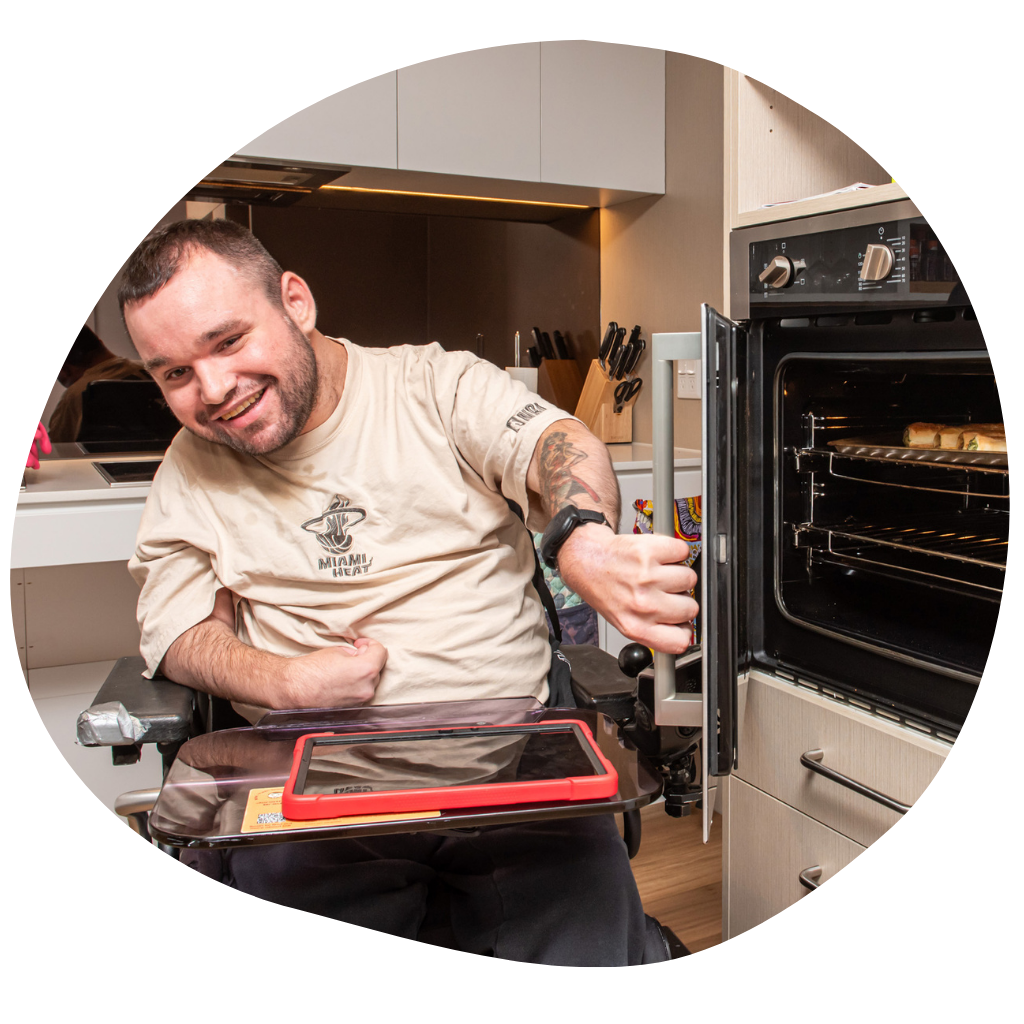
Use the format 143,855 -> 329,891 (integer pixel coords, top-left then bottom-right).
650,199 -> 1007,841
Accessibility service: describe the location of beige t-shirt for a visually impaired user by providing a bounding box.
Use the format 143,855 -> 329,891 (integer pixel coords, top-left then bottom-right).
128,340 -> 576,717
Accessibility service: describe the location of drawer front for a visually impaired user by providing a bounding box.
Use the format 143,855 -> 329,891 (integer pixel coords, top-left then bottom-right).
735,672 -> 949,846
726,776 -> 865,939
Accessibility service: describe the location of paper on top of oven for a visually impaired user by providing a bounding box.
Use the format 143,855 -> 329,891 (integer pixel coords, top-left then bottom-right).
760,183 -> 876,208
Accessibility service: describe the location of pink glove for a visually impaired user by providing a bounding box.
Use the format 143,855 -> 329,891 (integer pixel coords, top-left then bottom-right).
26,422 -> 51,470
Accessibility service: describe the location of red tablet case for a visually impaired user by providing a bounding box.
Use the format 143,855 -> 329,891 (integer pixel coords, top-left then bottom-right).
281,720 -> 619,821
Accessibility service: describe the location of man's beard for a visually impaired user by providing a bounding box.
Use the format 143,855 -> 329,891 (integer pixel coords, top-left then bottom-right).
188,314 -> 320,457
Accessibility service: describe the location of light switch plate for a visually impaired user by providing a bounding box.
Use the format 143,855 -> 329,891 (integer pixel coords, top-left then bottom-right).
677,359 -> 700,399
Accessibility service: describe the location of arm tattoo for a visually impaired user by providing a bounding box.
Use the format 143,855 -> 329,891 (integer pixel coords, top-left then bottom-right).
538,431 -> 601,513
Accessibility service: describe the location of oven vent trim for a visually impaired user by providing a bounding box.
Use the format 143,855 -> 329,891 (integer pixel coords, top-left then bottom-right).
772,664 -> 958,744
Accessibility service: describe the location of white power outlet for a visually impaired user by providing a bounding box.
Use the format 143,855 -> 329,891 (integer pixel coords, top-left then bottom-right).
677,359 -> 701,399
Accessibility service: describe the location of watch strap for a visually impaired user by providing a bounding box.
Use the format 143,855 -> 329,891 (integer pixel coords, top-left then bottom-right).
540,506 -> 611,570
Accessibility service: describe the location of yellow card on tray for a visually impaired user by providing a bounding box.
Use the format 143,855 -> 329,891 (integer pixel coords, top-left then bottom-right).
240,786 -> 441,834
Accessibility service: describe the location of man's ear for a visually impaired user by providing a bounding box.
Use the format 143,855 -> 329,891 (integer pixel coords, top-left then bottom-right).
280,271 -> 317,333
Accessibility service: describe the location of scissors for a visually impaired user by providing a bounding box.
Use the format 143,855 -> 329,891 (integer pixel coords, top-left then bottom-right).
613,377 -> 642,414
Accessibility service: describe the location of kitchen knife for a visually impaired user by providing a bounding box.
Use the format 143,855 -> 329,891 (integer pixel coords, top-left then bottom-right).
614,325 -> 638,378
621,335 -> 645,378
553,330 -> 569,360
598,322 -> 618,370
625,325 -> 642,352
609,341 -> 630,381
541,331 -> 555,360
606,326 -> 627,378
536,329 -> 552,362
527,346 -> 541,368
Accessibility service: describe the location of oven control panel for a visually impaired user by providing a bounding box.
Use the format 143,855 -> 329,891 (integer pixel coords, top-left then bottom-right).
749,218 -> 960,309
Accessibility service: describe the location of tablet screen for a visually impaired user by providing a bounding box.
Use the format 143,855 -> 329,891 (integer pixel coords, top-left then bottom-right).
295,725 -> 604,796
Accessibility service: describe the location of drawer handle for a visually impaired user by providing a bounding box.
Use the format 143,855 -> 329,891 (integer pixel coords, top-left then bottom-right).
799,866 -> 822,891
800,749 -> 911,815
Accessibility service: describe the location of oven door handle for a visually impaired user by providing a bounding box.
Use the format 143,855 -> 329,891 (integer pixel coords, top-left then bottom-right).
800,749 -> 911,815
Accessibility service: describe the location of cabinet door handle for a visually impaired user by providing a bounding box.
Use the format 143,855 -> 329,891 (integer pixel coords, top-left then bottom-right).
800,749 -> 911,815
799,866 -> 822,891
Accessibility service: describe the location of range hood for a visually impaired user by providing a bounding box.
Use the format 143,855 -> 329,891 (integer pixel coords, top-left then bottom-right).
186,157 -> 350,207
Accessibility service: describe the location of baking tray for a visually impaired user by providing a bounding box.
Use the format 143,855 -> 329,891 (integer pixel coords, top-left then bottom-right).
828,433 -> 1008,469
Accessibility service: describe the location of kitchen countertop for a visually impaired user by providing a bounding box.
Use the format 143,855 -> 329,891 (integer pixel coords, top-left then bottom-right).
21,443 -> 701,507
607,443 -> 701,471
19,457 -> 160,505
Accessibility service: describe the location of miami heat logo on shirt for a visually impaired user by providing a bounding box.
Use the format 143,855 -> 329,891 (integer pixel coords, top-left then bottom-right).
301,495 -> 373,576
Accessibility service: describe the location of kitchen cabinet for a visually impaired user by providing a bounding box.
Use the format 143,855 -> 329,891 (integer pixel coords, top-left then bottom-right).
540,41 -> 665,194
14,459 -> 150,570
14,459 -> 147,671
397,44 -> 540,182
15,460 -> 154,811
724,69 -> 892,227
723,671 -> 950,938
724,774 -> 865,938
237,43 -> 666,198
237,72 -> 398,170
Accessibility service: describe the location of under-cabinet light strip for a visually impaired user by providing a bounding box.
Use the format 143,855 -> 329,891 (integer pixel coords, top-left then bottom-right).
318,184 -> 590,209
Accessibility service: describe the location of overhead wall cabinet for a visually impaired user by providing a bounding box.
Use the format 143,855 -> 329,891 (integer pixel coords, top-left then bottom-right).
238,73 -> 400,170
724,70 -> 895,228
236,43 -> 666,201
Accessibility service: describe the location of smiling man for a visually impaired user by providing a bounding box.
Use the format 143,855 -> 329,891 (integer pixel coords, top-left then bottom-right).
119,217 -> 697,965
124,226 -> 327,457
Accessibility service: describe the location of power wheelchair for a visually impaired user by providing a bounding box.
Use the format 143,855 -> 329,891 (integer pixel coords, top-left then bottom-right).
77,638 -> 703,960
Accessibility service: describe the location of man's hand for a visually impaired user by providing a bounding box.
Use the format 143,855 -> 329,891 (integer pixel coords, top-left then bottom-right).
556,525 -> 697,655
162,587 -> 387,710
282,636 -> 387,709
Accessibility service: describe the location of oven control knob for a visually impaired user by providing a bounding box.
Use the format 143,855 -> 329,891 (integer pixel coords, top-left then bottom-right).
860,243 -> 894,281
759,255 -> 793,289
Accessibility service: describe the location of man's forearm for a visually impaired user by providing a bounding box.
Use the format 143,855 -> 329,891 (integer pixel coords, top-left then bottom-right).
161,617 -> 297,709
528,418 -> 621,529
528,418 -> 699,655
159,590 -> 382,710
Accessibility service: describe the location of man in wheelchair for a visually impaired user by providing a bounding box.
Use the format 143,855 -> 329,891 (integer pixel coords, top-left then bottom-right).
116,218 -> 698,966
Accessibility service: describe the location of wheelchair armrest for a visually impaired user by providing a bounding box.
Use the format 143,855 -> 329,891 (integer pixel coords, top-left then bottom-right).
561,644 -> 637,723
76,655 -> 198,749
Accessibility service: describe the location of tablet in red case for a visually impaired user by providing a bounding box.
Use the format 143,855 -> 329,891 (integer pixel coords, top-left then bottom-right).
281,720 -> 619,821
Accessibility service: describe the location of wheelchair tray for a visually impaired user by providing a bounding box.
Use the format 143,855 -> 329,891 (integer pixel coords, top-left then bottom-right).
147,698 -> 663,849
282,720 -> 619,820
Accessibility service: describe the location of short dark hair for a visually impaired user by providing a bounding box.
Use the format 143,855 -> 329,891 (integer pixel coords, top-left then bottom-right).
118,219 -> 284,315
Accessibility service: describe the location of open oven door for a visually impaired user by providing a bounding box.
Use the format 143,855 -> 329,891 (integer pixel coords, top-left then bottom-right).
651,305 -> 741,843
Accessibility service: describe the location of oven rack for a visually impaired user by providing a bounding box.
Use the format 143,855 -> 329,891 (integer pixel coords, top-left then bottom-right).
792,510 -> 1008,597
794,447 -> 1010,499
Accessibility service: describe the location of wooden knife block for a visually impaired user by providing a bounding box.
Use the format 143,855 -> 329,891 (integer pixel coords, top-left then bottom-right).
537,358 -> 584,413
573,360 -> 638,443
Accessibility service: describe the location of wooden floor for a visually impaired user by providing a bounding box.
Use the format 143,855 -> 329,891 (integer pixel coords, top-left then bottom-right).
623,803 -> 723,953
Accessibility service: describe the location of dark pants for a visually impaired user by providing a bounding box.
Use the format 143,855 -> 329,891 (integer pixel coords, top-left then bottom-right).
182,813 -> 668,966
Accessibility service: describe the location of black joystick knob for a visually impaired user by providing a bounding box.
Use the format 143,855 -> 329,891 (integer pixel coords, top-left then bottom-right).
617,643 -> 654,679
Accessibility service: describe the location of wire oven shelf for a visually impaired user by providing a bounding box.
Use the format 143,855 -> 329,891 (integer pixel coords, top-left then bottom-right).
792,510 -> 1009,597
795,445 -> 1009,499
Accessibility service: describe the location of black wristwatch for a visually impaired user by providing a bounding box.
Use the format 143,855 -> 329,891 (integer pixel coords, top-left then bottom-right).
540,506 -> 611,570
